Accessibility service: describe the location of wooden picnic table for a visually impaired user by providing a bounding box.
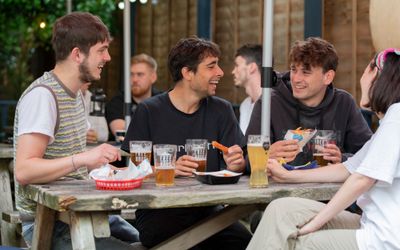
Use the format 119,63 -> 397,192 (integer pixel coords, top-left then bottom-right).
25,175 -> 341,250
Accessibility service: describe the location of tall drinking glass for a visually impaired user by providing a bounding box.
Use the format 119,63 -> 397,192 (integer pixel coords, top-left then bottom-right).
129,141 -> 152,166
312,130 -> 337,167
247,135 -> 270,188
153,144 -> 177,187
186,139 -> 208,172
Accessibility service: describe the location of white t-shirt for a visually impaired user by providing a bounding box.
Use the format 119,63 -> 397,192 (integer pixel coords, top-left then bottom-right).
239,96 -> 255,134
17,87 -> 58,144
344,103 -> 400,250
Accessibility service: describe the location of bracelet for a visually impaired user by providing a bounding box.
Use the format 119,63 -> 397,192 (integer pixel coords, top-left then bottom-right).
71,155 -> 78,171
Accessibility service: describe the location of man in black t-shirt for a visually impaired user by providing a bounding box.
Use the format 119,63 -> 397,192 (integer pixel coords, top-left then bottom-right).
122,37 -> 251,249
105,53 -> 162,138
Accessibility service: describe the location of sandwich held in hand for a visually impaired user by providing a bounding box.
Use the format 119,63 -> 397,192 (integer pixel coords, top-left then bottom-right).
284,127 -> 317,152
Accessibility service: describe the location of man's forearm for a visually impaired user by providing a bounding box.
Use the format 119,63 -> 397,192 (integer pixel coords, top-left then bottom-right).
286,163 -> 350,183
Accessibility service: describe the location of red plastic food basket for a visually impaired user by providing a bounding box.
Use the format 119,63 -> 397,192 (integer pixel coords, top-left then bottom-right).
94,177 -> 144,190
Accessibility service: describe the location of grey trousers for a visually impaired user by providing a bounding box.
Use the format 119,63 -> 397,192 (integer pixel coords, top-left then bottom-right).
247,197 -> 361,250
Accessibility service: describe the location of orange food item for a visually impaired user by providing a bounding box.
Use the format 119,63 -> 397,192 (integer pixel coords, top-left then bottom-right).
223,173 -> 232,177
211,141 -> 229,153
292,127 -> 313,135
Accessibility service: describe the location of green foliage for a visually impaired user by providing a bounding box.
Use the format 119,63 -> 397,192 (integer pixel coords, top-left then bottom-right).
0,0 -> 118,99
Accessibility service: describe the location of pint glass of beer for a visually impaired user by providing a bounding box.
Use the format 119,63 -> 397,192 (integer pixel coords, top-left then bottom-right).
311,130 -> 337,167
129,141 -> 152,166
186,139 -> 208,172
247,135 -> 270,188
153,144 -> 177,187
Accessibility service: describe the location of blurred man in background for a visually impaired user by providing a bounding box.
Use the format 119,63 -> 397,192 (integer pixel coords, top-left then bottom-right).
105,53 -> 162,138
232,44 -> 262,134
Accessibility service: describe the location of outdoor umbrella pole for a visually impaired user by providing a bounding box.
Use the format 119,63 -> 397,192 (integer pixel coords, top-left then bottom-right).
261,0 -> 274,137
123,0 -> 132,130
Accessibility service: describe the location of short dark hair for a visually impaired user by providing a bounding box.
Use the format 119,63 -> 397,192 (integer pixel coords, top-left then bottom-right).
168,37 -> 221,82
52,12 -> 111,62
235,44 -> 262,73
370,52 -> 400,114
289,37 -> 338,73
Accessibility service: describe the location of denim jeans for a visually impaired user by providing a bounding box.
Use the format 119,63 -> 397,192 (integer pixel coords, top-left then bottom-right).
22,215 -> 140,250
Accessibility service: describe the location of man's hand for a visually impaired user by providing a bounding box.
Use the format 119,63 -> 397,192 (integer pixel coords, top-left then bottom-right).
322,144 -> 342,164
223,145 -> 245,172
76,143 -> 121,170
267,159 -> 290,182
86,129 -> 98,144
269,140 -> 299,162
175,155 -> 198,177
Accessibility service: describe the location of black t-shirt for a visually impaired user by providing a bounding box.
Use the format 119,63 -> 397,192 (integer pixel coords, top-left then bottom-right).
121,92 -> 245,171
105,87 -> 162,125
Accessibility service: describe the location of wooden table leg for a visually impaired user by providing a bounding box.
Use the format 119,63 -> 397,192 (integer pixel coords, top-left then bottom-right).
69,211 -> 96,250
91,212 -> 110,238
0,159 -> 13,211
0,158 -> 18,246
151,204 -> 259,250
31,204 -> 56,250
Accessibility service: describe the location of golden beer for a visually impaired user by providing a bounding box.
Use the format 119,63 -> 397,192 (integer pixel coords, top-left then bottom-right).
130,151 -> 152,166
155,167 -> 175,186
195,159 -> 207,172
248,145 -> 269,188
313,153 -> 329,167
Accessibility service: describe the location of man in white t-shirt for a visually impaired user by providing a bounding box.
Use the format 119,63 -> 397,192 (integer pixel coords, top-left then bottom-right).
232,44 -> 262,134
14,12 -> 138,249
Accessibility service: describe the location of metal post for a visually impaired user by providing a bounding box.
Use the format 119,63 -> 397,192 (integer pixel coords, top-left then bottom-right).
123,0 -> 132,130
66,0 -> 72,13
261,0 -> 274,137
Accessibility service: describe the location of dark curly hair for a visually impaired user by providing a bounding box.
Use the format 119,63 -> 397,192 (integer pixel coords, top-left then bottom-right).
168,37 -> 220,83
289,37 -> 338,73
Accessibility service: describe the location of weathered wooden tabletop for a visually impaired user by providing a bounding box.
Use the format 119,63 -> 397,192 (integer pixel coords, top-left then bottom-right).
25,176 -> 341,212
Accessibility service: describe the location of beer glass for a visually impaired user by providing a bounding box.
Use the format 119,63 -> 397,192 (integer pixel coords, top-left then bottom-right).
312,130 -> 337,167
186,139 -> 208,172
247,135 -> 270,188
153,144 -> 177,187
129,141 -> 152,166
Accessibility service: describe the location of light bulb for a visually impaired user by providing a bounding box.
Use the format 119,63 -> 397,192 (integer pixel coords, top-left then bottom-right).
139,0 -> 147,4
39,21 -> 46,29
118,2 -> 125,9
